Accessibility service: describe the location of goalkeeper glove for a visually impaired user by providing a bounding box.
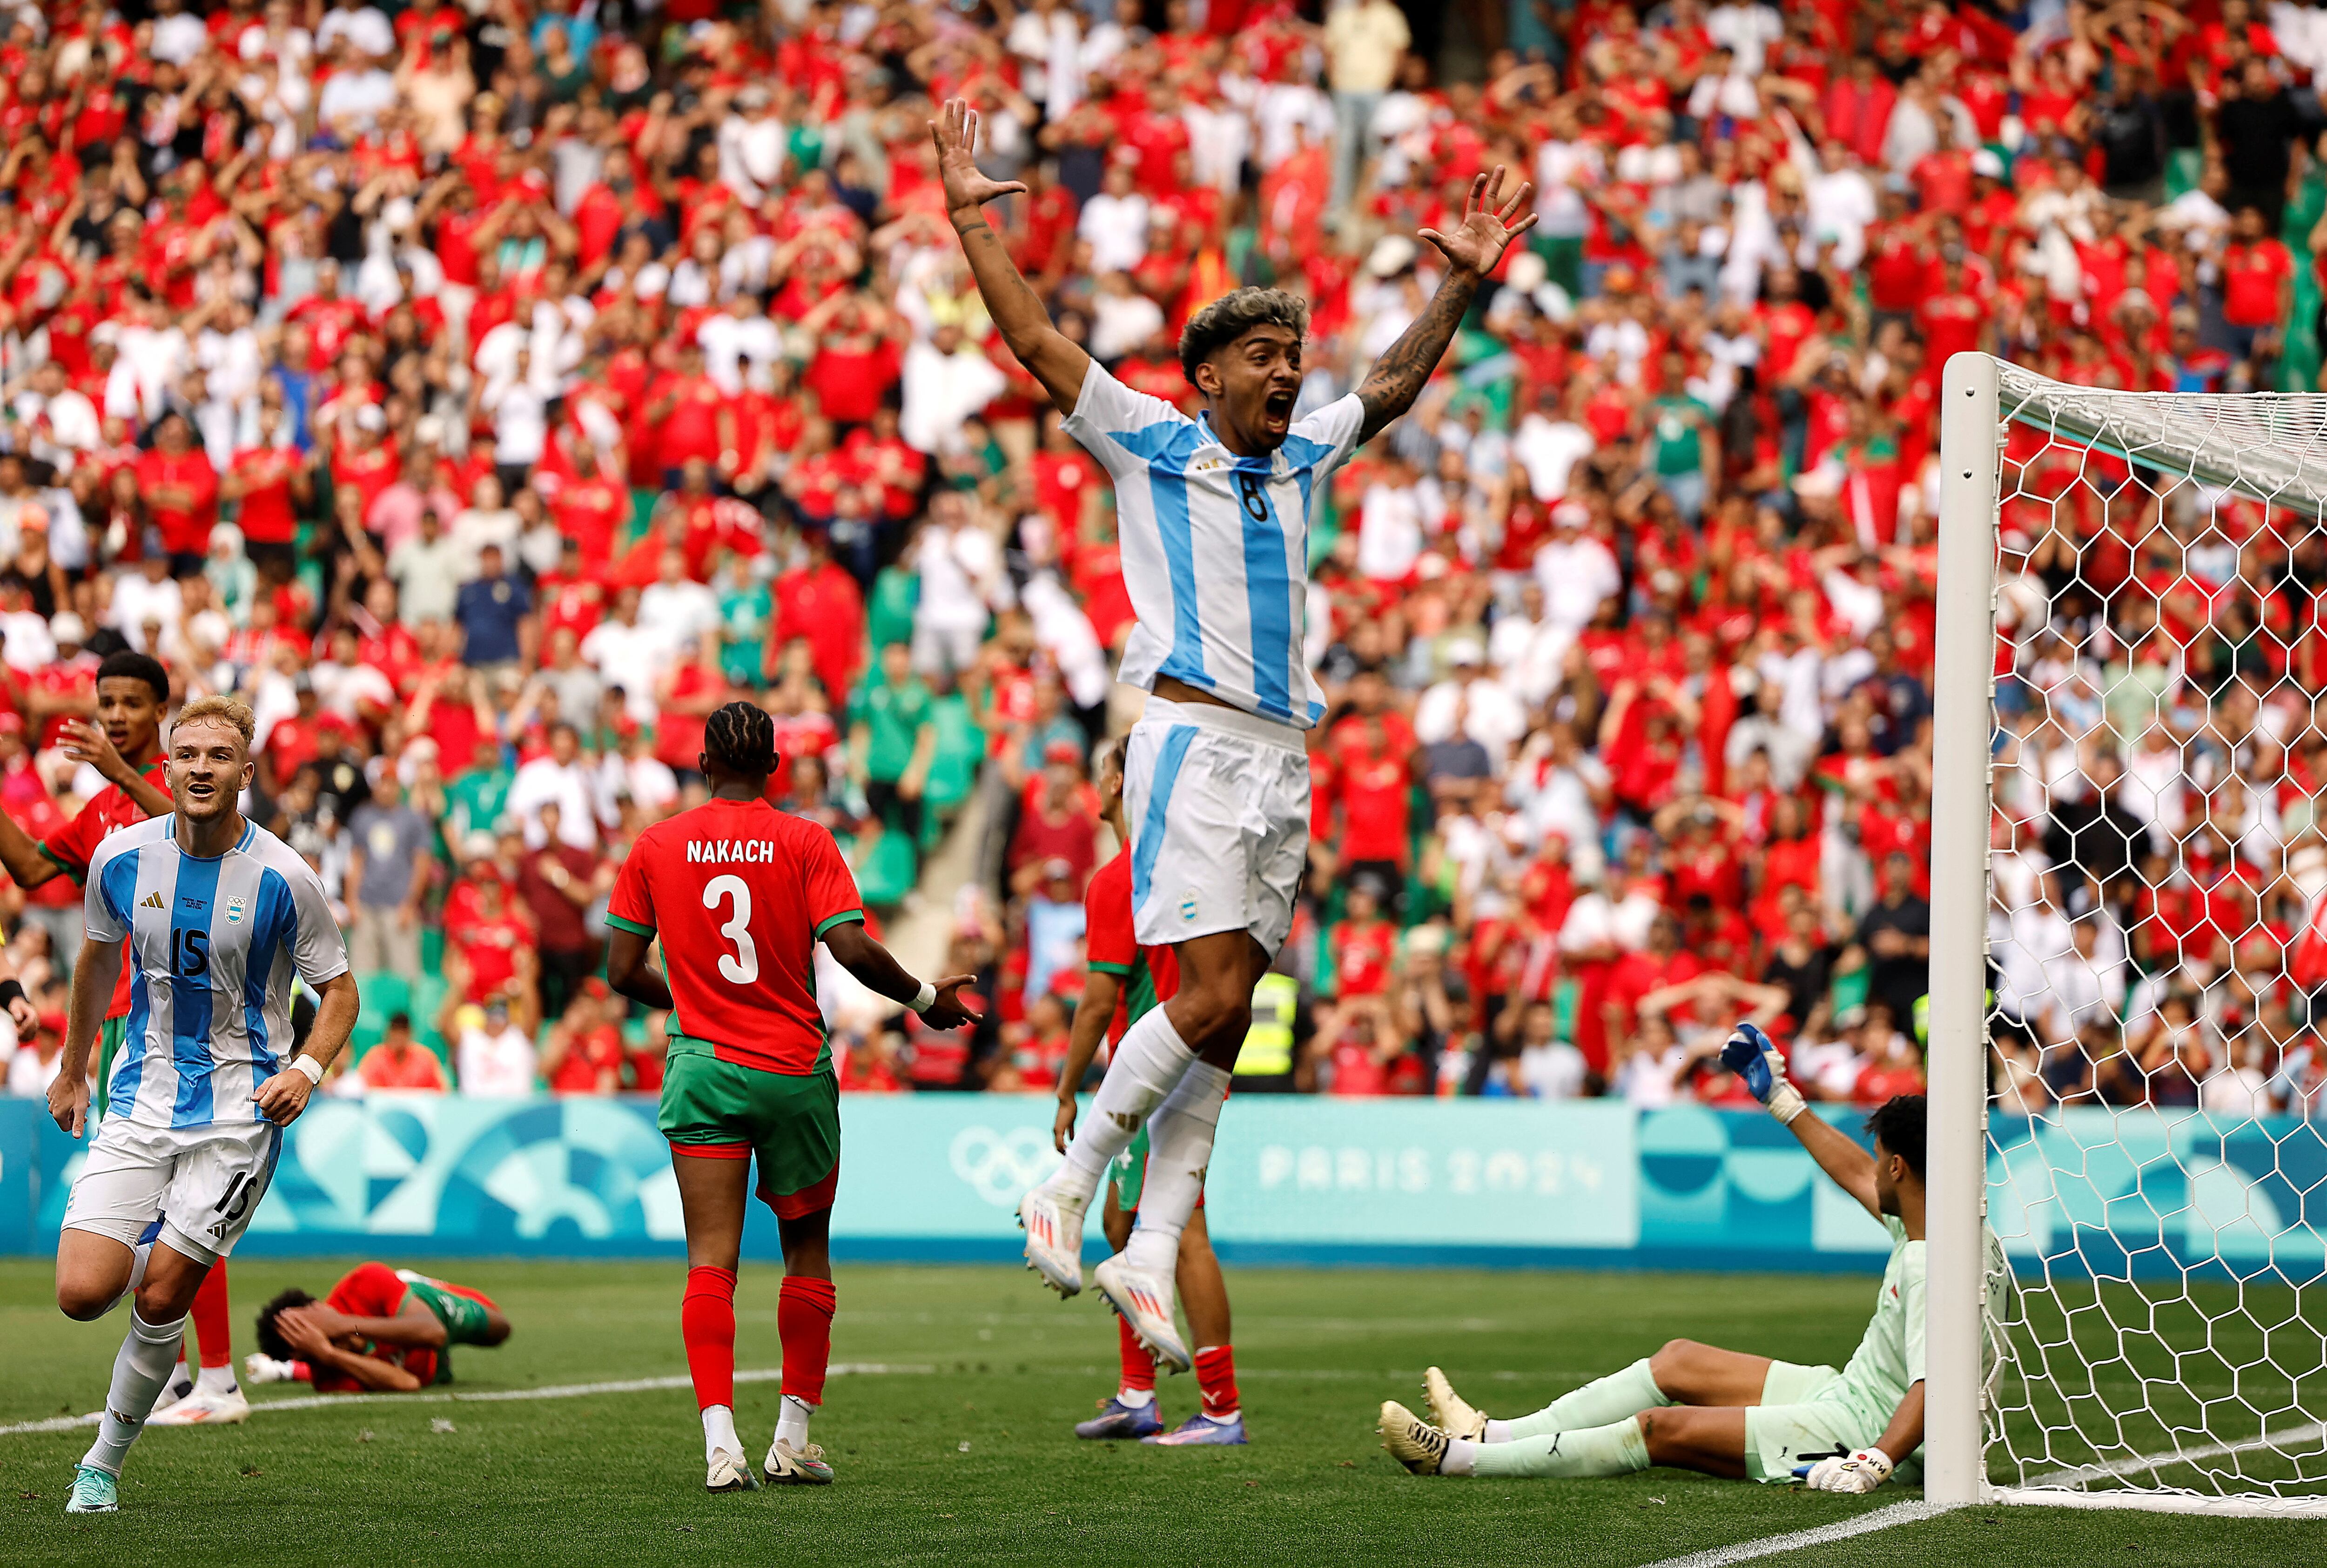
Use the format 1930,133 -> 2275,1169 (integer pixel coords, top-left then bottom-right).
1720,1022 -> 1807,1125
1801,1447 -> 1894,1494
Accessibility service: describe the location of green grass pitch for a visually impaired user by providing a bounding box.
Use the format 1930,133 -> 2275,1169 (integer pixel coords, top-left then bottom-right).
2,1260 -> 2319,1566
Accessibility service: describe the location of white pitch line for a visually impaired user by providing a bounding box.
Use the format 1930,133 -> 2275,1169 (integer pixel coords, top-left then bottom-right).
1634,1500 -> 1948,1568
1634,1419 -> 2327,1566
2019,1420 -> 2327,1490
0,1363 -> 934,1438
0,1360 -> 1479,1439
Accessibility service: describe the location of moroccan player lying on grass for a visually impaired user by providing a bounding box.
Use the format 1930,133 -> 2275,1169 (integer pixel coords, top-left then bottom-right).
246,1263 -> 511,1392
1382,1026 -> 1981,1494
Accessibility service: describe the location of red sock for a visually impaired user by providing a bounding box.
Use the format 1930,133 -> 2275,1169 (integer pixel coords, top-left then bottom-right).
190,1263 -> 232,1369
1194,1344 -> 1239,1421
778,1276 -> 836,1407
1117,1315 -> 1157,1395
681,1266 -> 738,1410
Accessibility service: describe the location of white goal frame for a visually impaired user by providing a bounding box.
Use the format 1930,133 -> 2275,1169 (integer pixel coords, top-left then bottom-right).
1928,352 -> 2327,1517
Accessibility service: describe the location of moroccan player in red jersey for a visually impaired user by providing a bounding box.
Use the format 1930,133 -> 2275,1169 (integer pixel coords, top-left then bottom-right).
248,1262 -> 511,1392
1053,739 -> 1244,1445
605,702 -> 976,1493
0,652 -> 247,1426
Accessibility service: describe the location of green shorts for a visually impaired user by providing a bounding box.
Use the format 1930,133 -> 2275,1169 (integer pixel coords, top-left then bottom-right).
658,1039 -> 841,1218
1110,1126 -> 1152,1212
1742,1362 -> 1922,1485
95,1015 -> 128,1121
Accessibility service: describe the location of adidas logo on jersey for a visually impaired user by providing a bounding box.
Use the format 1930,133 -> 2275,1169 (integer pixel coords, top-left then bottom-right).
685,839 -> 777,864
141,891 -> 165,910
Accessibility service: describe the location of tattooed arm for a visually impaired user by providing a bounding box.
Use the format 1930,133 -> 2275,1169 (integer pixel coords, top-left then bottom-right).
931,98 -> 1092,415
1354,168 -> 1540,444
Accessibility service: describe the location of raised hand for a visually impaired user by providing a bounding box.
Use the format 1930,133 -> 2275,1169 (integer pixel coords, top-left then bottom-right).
929,98 -> 1028,224
1418,166 -> 1540,280
1721,1020 -> 1807,1125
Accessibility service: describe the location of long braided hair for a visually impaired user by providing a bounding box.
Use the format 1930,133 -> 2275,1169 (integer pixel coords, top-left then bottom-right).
702,700 -> 780,779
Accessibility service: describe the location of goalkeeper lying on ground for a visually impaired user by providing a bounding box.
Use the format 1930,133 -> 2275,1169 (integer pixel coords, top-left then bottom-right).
246,1263 -> 511,1393
1382,1023 -> 1992,1494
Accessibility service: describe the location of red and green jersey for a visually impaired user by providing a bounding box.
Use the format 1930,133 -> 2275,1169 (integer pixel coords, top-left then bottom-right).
39,757 -> 167,1021
1085,850 -> 1179,1047
605,796 -> 862,1076
313,1261 -> 497,1392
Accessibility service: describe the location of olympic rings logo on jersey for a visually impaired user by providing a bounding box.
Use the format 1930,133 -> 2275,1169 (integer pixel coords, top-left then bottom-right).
948,1125 -> 1063,1208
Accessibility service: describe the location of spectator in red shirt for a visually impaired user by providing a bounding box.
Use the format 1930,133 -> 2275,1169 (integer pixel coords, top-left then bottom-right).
2219,203 -> 2293,387
354,1013 -> 450,1093
135,412 -> 221,574
539,983 -> 627,1095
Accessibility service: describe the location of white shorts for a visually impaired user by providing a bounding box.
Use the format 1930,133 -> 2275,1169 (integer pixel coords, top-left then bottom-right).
1123,695 -> 1311,955
61,1116 -> 282,1267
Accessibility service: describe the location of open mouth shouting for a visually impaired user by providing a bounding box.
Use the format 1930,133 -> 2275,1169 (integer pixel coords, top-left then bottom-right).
1262,387 -> 1297,435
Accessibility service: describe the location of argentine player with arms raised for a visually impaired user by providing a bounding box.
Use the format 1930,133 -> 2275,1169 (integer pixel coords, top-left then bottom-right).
47,696 -> 360,1514
605,703 -> 976,1494
935,96 -> 1537,1364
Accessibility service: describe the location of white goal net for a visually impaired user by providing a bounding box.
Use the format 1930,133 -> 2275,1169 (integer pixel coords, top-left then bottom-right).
1929,355 -> 2327,1516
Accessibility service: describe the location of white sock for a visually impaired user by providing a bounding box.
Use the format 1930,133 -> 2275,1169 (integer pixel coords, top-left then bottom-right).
1119,1061 -> 1231,1275
81,1309 -> 185,1475
702,1404 -> 740,1462
1116,1386 -> 1155,1409
1443,1437 -> 1478,1476
195,1363 -> 238,1396
1483,1418 -> 1513,1443
1054,1006 -> 1198,1200
774,1393 -> 812,1449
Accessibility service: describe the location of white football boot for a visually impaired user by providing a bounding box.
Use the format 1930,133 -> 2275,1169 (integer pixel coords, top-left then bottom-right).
1093,1255 -> 1190,1374
1017,1182 -> 1088,1297
763,1438 -> 834,1485
705,1449 -> 760,1493
147,1384 -> 251,1426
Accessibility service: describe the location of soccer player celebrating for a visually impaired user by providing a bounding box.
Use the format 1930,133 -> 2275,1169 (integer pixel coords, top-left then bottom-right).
604,702 -> 976,1494
48,696 -> 360,1514
2,655 -> 250,1425
248,1262 -> 511,1392
1054,739 -> 1242,1445
1380,1026 -> 1997,1492
933,96 -> 1536,1367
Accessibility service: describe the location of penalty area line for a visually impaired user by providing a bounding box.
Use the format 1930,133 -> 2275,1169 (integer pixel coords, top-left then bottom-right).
0,1363 -> 936,1438
1634,1500 -> 1948,1568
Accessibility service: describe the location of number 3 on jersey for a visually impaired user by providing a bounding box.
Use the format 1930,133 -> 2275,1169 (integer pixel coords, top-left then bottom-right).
703,874 -> 760,985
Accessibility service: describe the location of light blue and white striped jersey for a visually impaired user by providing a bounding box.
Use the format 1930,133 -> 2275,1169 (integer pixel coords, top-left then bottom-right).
1064,363 -> 1365,728
85,816 -> 350,1130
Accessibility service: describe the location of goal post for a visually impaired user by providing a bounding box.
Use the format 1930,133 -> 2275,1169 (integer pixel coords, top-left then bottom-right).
1925,350 -> 2003,1511
1929,352 -> 2327,1517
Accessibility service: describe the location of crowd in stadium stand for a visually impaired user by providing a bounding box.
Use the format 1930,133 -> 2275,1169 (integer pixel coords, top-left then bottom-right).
6,0 -> 2327,1116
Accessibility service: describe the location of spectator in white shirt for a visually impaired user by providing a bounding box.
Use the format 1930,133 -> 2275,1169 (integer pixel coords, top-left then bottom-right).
580,585 -> 678,724
1077,161 -> 1150,275
718,86 -> 788,203
900,322 -> 1008,454
509,723 -> 603,850
910,492 -> 1004,676
1415,639 -> 1531,774
1531,505 -> 1622,635
639,548 -> 722,645
315,0 -> 395,62
457,996 -> 540,1097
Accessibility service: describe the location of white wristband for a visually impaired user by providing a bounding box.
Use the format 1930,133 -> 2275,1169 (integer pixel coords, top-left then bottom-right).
907,980 -> 936,1014
291,1054 -> 324,1086
1766,1080 -> 1808,1126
